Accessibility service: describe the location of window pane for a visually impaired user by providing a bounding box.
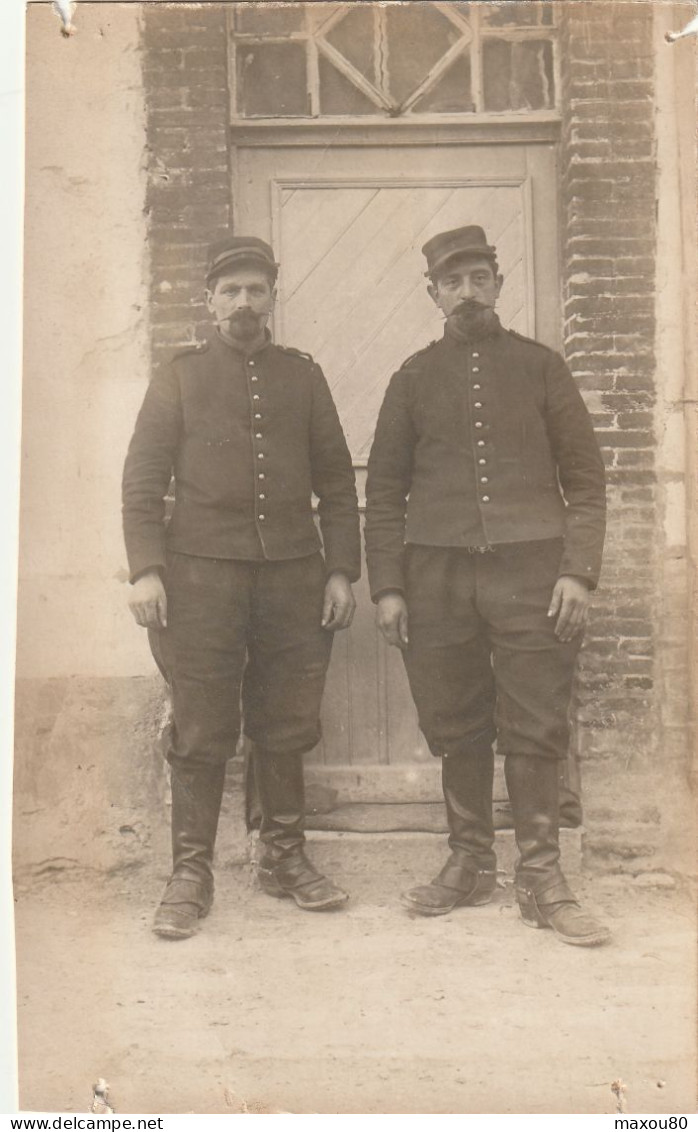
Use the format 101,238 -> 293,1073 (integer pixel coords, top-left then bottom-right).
481,2 -> 548,26
236,42 -> 308,116
235,4 -> 305,36
387,4 -> 463,105
318,55 -> 377,115
325,6 -> 376,86
482,39 -> 554,110
412,53 -> 473,113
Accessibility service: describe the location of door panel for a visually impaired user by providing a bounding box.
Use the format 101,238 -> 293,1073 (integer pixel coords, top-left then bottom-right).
236,140 -> 560,791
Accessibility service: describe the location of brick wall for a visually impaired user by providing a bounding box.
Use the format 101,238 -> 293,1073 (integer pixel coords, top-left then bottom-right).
143,3 -> 231,376
559,2 -> 668,869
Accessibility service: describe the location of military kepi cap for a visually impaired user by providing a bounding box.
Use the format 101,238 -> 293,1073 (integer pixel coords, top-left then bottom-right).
206,235 -> 279,285
422,225 -> 497,278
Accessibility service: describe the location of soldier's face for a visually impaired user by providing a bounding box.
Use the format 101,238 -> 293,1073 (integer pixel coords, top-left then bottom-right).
428,256 -> 502,317
206,267 -> 276,342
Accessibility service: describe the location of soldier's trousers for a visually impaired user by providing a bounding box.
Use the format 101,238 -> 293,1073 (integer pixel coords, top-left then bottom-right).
402,539 -> 582,762
150,551 -> 333,766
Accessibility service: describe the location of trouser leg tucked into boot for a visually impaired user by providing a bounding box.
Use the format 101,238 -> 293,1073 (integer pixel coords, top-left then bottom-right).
505,754 -> 610,946
153,760 -> 226,940
255,748 -> 348,911
403,743 -> 497,916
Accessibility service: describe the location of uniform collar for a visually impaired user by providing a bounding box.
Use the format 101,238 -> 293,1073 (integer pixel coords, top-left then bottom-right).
214,326 -> 273,359
444,311 -> 502,345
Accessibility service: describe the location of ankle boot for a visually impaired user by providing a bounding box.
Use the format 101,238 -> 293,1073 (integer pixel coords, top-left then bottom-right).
402,746 -> 497,916
505,754 -> 610,946
254,748 -> 348,911
153,760 -> 226,940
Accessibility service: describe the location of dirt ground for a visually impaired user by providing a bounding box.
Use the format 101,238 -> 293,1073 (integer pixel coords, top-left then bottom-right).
12,835 -> 697,1116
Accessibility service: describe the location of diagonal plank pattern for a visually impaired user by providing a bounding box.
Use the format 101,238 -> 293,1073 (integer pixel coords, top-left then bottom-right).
278,181 -> 531,460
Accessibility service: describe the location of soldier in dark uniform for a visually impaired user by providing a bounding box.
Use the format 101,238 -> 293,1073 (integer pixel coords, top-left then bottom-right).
122,235 -> 360,939
365,226 -> 610,946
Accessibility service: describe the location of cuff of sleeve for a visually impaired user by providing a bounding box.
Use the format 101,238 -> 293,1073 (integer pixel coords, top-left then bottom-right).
130,564 -> 165,585
557,558 -> 600,591
325,561 -> 360,584
128,553 -> 167,585
368,558 -> 406,603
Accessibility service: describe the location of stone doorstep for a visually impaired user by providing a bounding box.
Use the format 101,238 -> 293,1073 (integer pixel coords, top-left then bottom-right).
218,828 -> 583,883
11,812 -> 581,885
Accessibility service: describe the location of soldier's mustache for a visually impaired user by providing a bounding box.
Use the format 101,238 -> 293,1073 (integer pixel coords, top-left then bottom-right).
215,310 -> 259,327
453,299 -> 488,316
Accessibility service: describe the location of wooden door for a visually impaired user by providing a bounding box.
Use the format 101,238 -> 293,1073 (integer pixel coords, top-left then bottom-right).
235,138 -> 562,806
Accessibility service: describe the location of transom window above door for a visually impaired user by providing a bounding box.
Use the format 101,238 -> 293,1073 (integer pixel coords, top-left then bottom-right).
230,2 -> 558,119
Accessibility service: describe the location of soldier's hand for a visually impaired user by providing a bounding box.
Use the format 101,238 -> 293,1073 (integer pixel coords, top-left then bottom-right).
376,592 -> 409,649
321,572 -> 356,631
548,575 -> 590,642
128,570 -> 168,630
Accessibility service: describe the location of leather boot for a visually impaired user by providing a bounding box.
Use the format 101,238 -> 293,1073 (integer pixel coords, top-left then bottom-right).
402,745 -> 497,916
505,754 -> 610,946
153,760 -> 226,940
254,748 -> 348,911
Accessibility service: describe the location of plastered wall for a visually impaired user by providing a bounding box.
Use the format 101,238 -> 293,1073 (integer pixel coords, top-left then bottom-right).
18,3 -> 152,679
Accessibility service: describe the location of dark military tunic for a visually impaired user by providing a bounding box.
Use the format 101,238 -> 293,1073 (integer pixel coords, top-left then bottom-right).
123,331 -> 360,583
365,318 -> 605,598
